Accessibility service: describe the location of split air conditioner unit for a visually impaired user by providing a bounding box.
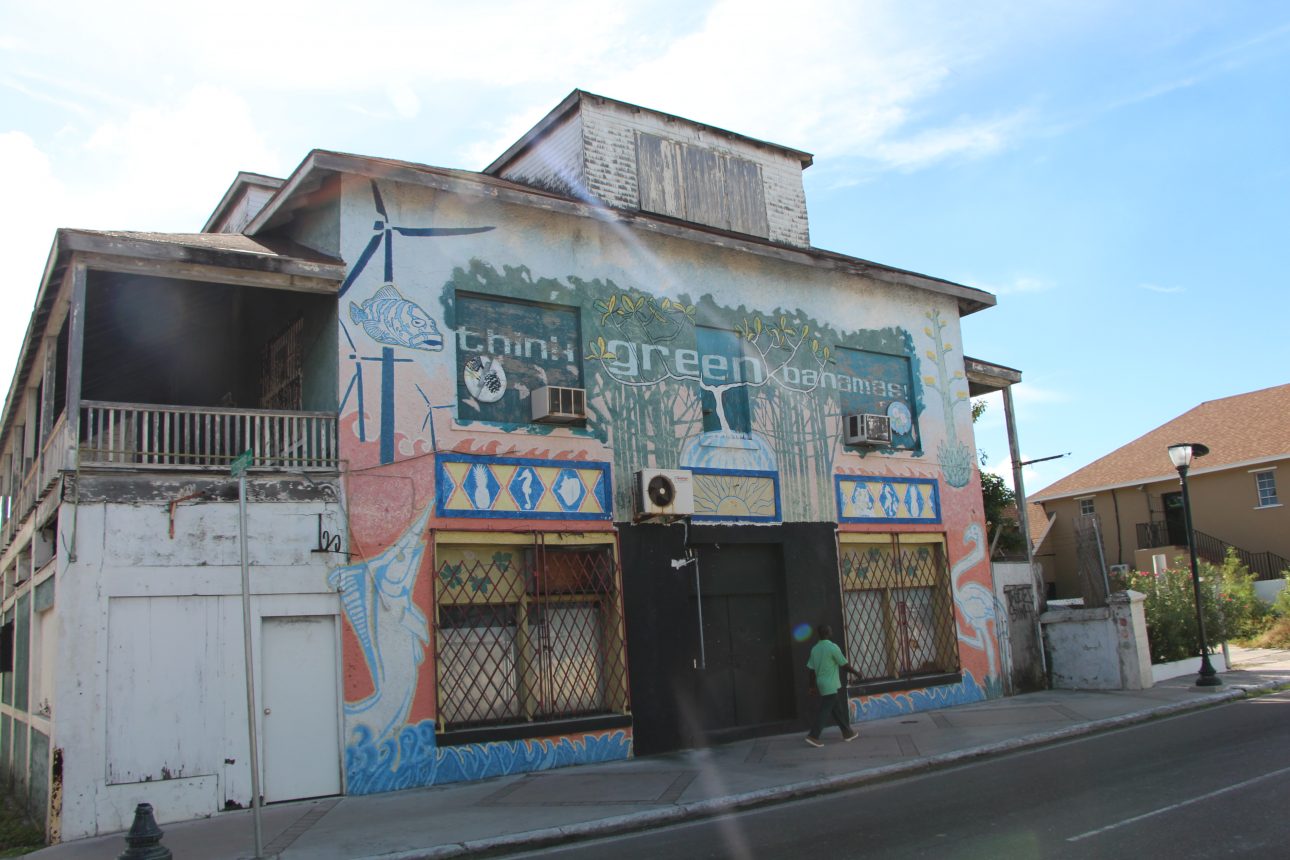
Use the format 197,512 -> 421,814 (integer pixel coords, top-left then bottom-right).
844,413 -> 892,446
531,386 -> 587,423
634,468 -> 694,519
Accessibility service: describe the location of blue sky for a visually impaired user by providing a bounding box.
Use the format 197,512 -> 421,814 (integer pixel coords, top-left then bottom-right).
2,0 -> 1286,496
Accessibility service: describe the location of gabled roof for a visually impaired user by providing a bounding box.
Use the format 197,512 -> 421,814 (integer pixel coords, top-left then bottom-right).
1028,502 -> 1055,552
1032,383 -> 1290,502
247,149 -> 996,316
202,172 -> 285,233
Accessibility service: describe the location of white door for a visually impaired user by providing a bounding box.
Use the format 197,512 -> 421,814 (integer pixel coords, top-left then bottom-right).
261,615 -> 342,801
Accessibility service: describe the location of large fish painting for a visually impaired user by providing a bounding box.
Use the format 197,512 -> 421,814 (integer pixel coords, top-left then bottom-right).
349,284 -> 444,351
329,505 -> 434,743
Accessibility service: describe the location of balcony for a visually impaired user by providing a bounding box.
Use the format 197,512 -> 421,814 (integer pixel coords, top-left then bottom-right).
1136,521 -> 1176,551
79,401 -> 338,471
1,402 -> 337,549
1137,520 -> 1289,582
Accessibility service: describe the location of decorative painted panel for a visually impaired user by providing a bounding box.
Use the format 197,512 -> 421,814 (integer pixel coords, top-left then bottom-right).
836,475 -> 941,524
454,293 -> 582,425
691,469 -> 780,522
436,454 -> 611,520
834,347 -> 918,450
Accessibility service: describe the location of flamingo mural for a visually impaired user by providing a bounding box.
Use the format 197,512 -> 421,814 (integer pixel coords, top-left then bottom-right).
950,522 -> 1003,680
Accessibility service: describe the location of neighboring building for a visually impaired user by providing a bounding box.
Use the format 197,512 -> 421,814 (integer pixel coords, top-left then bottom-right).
0,90 -> 1013,842
1031,383 -> 1290,601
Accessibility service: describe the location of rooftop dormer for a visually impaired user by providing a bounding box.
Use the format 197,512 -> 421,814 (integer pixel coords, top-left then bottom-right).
485,90 -> 814,248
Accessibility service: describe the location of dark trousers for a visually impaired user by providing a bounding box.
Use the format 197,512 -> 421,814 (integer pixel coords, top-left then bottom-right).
809,690 -> 852,739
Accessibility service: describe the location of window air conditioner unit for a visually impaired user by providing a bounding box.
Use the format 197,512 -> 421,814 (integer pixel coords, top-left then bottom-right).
634,468 -> 694,519
531,386 -> 587,423
844,413 -> 892,446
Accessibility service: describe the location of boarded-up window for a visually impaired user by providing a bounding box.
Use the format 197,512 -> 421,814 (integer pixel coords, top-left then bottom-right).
636,133 -> 770,238
106,596 -> 219,784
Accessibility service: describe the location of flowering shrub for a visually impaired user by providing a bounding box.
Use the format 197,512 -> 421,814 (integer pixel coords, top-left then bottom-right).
1111,550 -> 1267,664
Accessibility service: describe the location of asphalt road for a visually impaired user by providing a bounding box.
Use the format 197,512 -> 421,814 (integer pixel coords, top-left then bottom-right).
506,690 -> 1290,859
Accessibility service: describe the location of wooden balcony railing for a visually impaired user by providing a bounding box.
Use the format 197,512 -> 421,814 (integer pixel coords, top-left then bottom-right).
1,403 -> 339,548
1,413 -> 69,547
78,401 -> 339,471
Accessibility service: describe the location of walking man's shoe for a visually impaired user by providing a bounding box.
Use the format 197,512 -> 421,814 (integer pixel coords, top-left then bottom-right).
804,736 -> 824,748
843,730 -> 858,743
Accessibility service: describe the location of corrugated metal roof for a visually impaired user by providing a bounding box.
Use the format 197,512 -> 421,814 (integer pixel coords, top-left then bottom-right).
1032,383 -> 1290,501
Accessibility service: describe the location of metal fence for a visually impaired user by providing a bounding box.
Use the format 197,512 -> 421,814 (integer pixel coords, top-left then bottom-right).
839,538 -> 959,682
1137,520 -> 1289,581
434,542 -> 630,730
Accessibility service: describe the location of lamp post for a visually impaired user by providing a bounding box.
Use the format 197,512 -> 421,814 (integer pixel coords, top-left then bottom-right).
1167,442 -> 1222,687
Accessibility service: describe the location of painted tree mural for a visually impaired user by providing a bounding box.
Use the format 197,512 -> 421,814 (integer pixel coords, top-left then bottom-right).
922,308 -> 972,488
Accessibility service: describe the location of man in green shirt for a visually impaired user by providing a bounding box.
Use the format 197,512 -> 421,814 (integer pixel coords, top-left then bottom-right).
805,624 -> 859,747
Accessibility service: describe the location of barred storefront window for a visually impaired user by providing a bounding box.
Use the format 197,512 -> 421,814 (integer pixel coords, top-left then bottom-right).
839,534 -> 959,682
434,539 -> 629,730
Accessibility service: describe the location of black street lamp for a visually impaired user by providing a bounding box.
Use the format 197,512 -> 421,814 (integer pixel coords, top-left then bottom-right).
1167,442 -> 1222,687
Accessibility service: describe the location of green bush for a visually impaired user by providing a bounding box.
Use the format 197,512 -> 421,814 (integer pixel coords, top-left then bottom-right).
0,794 -> 43,857
1272,571 -> 1290,617
1112,550 -> 1267,664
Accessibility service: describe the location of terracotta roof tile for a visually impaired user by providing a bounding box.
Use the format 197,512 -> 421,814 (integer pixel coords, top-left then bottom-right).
1032,383 -> 1290,501
1028,502 -> 1053,549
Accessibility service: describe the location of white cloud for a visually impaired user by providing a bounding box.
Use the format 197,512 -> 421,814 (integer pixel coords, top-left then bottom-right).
871,111 -> 1025,170
7,1 -> 645,96
0,87 -> 282,384
79,86 -> 282,230
387,83 -> 421,120
970,274 -> 1055,296
1138,282 -> 1185,294
1009,382 -> 1069,408
0,132 -> 68,385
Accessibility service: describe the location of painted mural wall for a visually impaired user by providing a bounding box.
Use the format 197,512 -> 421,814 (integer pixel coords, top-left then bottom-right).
331,173 -> 1000,790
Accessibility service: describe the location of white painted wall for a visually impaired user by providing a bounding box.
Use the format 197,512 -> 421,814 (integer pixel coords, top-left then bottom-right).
52,494 -> 342,840
495,111 -> 586,198
1041,591 -> 1152,691
1255,578 -> 1286,605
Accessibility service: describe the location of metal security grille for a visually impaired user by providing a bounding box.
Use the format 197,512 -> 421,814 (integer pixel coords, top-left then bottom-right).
435,541 -> 629,730
839,538 -> 959,681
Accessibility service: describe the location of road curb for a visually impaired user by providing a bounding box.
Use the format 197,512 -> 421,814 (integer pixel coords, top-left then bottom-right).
352,685 -> 1275,860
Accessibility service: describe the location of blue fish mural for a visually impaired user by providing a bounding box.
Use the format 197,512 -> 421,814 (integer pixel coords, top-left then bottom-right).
349,284 -> 444,351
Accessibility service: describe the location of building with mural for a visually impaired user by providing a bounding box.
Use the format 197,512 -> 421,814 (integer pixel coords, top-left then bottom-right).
0,91 -> 1016,842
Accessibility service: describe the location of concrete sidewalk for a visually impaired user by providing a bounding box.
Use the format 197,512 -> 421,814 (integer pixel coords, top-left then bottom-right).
30,646 -> 1290,860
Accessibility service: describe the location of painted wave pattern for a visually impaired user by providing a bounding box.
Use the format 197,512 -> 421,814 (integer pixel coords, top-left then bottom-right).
848,671 -> 991,722
345,720 -> 632,795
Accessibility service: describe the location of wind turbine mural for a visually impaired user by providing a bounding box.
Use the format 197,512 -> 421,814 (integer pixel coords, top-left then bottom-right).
339,180 -> 493,463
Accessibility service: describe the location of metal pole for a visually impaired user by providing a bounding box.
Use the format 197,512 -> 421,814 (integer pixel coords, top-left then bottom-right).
239,474 -> 265,856
1003,386 -> 1048,678
1002,386 -> 1031,572
1178,465 -> 1221,687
